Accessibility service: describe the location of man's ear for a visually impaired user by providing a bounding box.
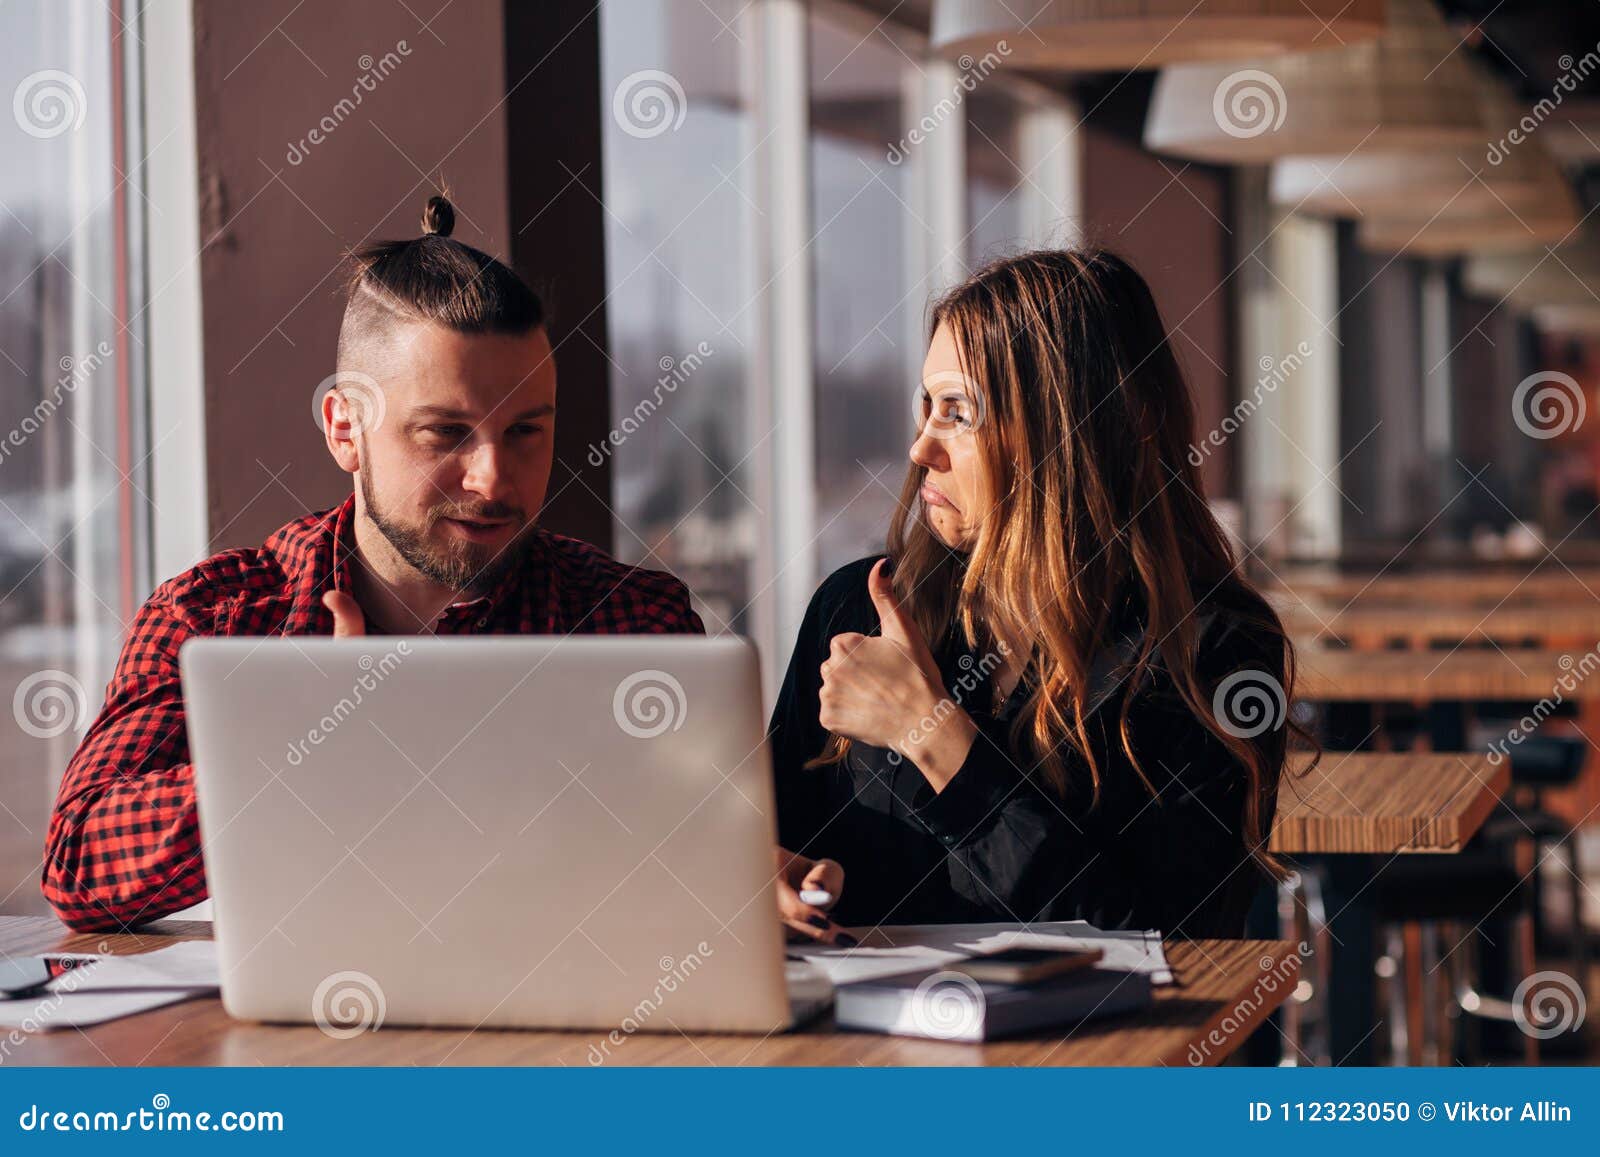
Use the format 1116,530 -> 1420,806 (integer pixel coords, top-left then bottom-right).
322,388 -> 362,475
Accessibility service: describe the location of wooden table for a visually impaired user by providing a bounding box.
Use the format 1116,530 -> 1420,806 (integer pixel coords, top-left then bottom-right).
1279,599 -> 1600,646
0,918 -> 1297,1067
1295,645 -> 1600,702
1271,570 -> 1600,604
1270,751 -> 1508,855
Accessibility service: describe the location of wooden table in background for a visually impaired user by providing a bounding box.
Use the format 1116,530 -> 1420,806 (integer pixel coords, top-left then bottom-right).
1278,600 -> 1600,646
1294,646 -> 1600,702
1270,751 -> 1508,855
1271,570 -> 1600,604
0,918 -> 1296,1067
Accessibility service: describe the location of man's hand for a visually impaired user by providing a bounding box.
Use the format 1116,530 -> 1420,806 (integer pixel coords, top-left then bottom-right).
322,590 -> 367,637
817,559 -> 977,789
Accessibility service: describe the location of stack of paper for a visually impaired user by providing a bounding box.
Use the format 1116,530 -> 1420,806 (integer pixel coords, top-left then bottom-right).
789,920 -> 1174,987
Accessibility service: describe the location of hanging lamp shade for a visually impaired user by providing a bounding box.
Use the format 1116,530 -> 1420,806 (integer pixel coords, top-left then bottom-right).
1356,167 -> 1580,257
1464,235 -> 1600,309
1268,70 -> 1544,217
930,0 -> 1385,71
1532,305 -> 1600,336
1463,250 -> 1542,301
1143,0 -> 1481,163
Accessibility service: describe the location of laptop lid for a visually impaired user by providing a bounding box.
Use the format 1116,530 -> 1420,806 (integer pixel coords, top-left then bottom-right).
179,635 -> 790,1034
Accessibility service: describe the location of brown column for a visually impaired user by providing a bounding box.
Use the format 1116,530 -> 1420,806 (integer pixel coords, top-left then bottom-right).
188,0 -> 511,551
503,2 -> 615,551
1080,75 -> 1235,500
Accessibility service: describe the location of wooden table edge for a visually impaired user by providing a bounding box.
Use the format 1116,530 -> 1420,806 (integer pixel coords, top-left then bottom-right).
1159,940 -> 1300,1067
1,921 -> 1303,1067
1268,754 -> 1510,856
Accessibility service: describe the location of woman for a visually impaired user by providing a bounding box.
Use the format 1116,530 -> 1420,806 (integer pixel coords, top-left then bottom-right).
771,249 -> 1300,945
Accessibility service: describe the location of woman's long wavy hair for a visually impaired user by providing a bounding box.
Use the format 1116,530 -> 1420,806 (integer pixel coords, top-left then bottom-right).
817,248 -> 1306,880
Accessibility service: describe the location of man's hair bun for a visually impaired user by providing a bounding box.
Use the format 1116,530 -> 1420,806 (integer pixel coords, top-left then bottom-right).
421,195 -> 455,238
337,191 -> 544,369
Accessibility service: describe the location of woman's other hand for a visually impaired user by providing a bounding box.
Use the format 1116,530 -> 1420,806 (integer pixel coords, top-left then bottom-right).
774,846 -> 854,946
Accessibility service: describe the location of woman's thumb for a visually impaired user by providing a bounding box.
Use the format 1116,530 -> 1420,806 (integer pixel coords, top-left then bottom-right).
867,558 -> 919,648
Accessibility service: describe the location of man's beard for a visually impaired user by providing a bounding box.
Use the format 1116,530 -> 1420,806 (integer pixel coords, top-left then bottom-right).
360,468 -> 532,594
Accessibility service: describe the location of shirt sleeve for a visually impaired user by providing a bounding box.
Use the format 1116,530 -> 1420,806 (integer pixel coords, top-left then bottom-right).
767,579 -> 833,855
904,712 -> 1115,925
662,587 -> 706,635
42,593 -> 209,931
766,560 -> 877,855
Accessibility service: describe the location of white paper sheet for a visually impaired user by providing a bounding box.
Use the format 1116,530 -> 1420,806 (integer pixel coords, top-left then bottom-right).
0,988 -> 203,1029
790,920 -> 1174,986
46,940 -> 220,991
0,941 -> 221,1031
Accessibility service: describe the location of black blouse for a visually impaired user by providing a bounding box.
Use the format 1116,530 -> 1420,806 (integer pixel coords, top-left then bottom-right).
768,557 -> 1286,939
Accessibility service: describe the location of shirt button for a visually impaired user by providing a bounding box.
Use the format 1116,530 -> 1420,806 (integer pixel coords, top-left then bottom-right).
941,834 -> 956,846
475,616 -> 488,628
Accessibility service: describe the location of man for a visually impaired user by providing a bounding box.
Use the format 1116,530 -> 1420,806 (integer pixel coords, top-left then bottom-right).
43,196 -> 703,932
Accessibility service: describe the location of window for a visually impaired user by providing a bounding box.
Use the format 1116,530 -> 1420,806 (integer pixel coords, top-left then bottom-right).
598,0 -> 757,638
597,0 -> 1082,693
808,10 -> 928,580
0,0 -> 150,911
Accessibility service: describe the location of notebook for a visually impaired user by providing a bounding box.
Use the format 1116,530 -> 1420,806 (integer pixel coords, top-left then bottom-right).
833,963 -> 1152,1042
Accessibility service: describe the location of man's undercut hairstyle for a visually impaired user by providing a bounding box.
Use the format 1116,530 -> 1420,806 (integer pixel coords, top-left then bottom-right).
336,194 -> 545,372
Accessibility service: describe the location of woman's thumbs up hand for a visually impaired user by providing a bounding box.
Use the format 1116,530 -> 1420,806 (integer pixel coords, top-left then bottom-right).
817,559 -> 977,790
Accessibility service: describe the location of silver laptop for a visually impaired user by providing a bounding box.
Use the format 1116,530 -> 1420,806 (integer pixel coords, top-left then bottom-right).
180,635 -> 830,1034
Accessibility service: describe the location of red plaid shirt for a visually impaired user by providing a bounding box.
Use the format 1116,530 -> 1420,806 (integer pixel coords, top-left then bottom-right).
43,495 -> 704,931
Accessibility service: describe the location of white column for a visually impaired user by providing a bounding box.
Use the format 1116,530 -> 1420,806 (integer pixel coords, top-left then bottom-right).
1420,263 -> 1453,460
745,0 -> 815,702
903,59 -> 966,299
1270,212 -> 1342,558
1235,167 -> 1287,552
145,0 -> 210,580
1016,98 -> 1081,249
68,0 -> 104,703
